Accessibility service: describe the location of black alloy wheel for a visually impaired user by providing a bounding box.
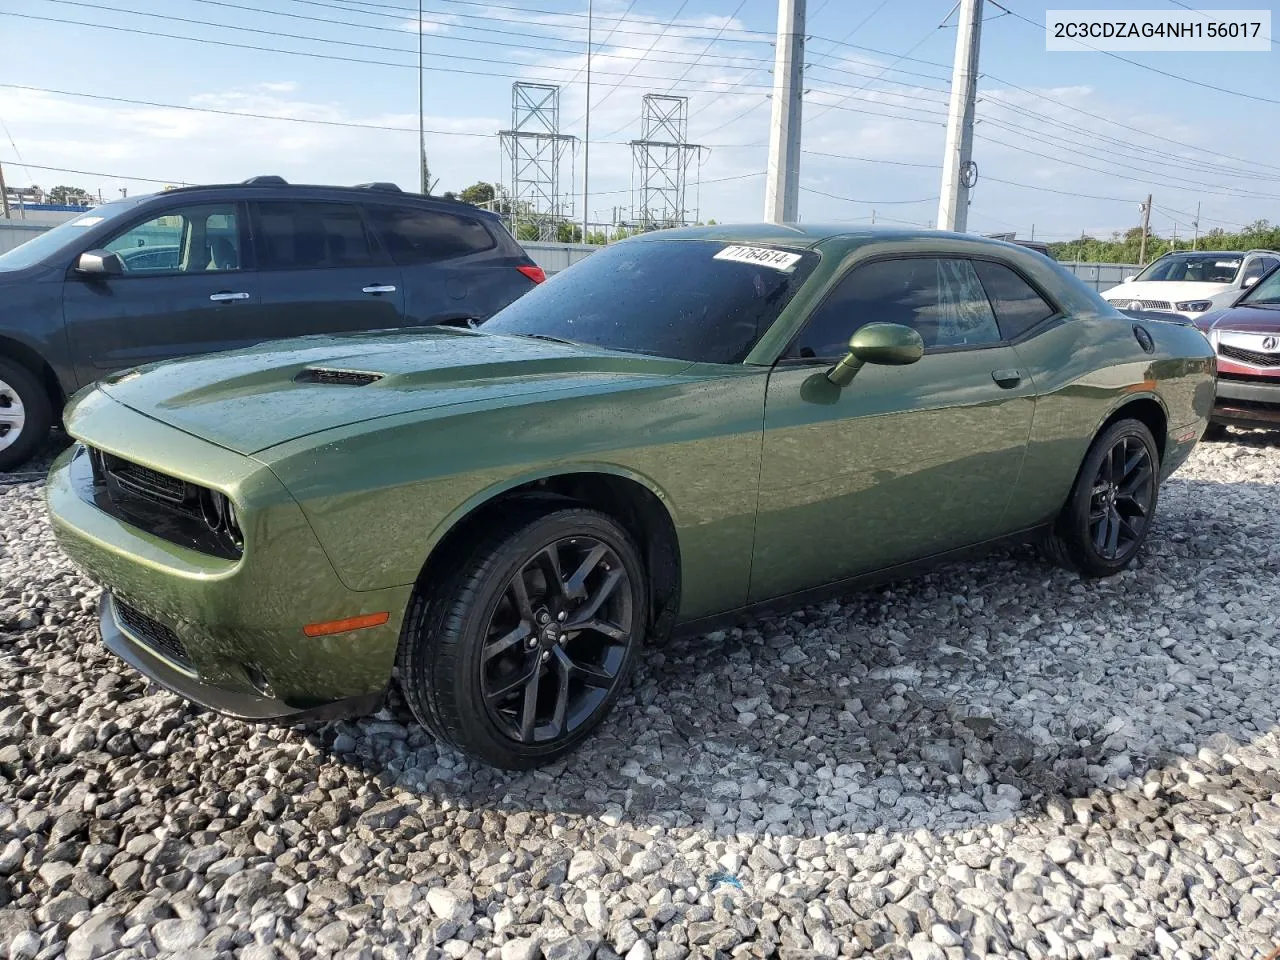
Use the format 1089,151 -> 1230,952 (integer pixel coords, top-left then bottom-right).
480,536 -> 634,745
1087,433 -> 1155,561
1041,418 -> 1160,579
397,507 -> 646,769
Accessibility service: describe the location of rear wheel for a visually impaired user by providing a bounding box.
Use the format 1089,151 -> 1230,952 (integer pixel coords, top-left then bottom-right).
397,507 -> 646,769
0,358 -> 52,473
1042,418 -> 1160,578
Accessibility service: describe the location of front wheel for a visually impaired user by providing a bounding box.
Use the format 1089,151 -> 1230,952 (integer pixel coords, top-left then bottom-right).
397,507 -> 647,769
1042,418 -> 1160,579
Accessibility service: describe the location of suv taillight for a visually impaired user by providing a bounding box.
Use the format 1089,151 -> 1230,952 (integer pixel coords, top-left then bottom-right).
517,264 -> 546,284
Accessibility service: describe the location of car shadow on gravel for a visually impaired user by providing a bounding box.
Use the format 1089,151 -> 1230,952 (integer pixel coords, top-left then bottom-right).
306,475 -> 1280,840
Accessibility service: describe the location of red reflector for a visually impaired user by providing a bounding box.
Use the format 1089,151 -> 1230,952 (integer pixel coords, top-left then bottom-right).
517,264 -> 546,284
303,612 -> 390,638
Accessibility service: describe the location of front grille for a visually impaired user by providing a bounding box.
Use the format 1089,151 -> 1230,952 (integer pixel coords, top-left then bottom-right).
103,455 -> 188,505
1220,344 -> 1280,368
79,448 -> 243,560
1111,298 -> 1173,311
114,599 -> 195,671
295,368 -> 383,386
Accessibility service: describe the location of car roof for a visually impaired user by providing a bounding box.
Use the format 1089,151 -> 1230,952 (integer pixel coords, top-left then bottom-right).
127,180 -> 504,221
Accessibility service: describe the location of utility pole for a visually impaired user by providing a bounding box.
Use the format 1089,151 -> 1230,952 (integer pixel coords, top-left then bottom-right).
418,0 -> 429,194
1138,194 -> 1152,266
937,0 -> 984,232
764,0 -> 805,223
871,209 -> 876,226
582,0 -> 593,243
0,163 -> 10,220
1193,201 -> 1201,250
1171,221 -> 1178,251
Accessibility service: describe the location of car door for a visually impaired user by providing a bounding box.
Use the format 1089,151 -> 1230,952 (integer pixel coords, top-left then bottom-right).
749,255 -> 1037,603
362,202 -> 518,326
62,201 -> 262,383
250,199 -> 406,336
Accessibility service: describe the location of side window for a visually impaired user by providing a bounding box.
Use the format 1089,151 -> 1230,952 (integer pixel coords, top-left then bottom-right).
1243,257 -> 1277,285
365,205 -> 496,265
972,260 -> 1057,340
103,204 -> 240,275
790,257 -> 1002,358
252,201 -> 376,270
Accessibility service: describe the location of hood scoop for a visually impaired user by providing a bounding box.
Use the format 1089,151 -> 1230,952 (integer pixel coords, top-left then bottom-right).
295,367 -> 384,387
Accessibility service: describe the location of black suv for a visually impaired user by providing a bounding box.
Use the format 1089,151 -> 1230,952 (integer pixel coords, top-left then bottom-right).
0,177 -> 544,470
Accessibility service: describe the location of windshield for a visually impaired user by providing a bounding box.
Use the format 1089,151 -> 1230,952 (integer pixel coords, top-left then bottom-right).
1240,262 -> 1280,305
0,199 -> 144,271
482,239 -> 820,363
1135,253 -> 1242,284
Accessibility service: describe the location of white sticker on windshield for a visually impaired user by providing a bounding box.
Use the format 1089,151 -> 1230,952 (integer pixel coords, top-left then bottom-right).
70,216 -> 104,227
713,245 -> 803,272
1215,260 -> 1241,268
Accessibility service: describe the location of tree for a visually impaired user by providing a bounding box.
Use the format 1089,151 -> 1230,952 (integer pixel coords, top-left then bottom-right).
458,181 -> 497,207
48,185 -> 92,206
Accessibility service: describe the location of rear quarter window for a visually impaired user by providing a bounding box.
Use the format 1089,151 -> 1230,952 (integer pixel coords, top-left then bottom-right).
365,205 -> 497,265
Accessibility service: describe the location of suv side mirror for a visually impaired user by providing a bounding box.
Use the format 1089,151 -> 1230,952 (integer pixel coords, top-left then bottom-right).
827,322 -> 925,387
1122,275 -> 1135,283
1244,275 -> 1260,287
76,250 -> 125,277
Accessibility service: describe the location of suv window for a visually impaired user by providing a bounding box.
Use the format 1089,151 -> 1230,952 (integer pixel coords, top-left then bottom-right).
252,201 -> 376,270
972,260 -> 1057,340
103,204 -> 241,275
1243,256 -> 1278,285
365,205 -> 496,265
790,257 -> 1002,358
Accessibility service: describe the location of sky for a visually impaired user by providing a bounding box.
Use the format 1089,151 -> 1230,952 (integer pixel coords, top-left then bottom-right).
0,0 -> 1276,242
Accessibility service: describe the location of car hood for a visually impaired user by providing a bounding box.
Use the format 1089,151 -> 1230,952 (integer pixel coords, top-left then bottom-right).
1100,280 -> 1231,304
97,328 -> 696,455
1195,303 -> 1280,334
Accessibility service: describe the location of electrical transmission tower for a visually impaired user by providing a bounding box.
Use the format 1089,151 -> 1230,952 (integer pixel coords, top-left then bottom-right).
499,83 -> 576,240
630,95 -> 702,231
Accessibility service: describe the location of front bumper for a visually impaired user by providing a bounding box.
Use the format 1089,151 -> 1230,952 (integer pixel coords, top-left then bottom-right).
101,594 -> 384,721
45,392 -> 414,718
1212,376 -> 1280,429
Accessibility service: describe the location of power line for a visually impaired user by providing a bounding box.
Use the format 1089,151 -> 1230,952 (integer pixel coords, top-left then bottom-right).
802,186 -> 937,205
664,0 -> 749,94
980,93 -> 1280,183
998,2 -> 1280,106
0,160 -> 184,185
1,11 -> 773,96
802,149 -> 938,169
979,115 -> 1280,200
980,72 -> 1280,175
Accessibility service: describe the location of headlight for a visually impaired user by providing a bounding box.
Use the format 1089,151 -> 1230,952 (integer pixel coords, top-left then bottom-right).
1176,300 -> 1214,312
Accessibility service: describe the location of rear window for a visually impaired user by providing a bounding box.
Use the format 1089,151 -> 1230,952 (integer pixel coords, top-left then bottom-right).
972,260 -> 1057,340
365,205 -> 496,265
252,201 -> 376,269
482,240 -> 820,364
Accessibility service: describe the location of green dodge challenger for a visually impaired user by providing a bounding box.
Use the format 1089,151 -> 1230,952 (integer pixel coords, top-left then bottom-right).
45,226 -> 1216,768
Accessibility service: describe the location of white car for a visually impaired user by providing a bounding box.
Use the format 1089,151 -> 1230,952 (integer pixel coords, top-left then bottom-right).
1102,249 -> 1280,321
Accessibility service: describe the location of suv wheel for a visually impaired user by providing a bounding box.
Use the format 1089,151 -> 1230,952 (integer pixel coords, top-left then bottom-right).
0,358 -> 52,473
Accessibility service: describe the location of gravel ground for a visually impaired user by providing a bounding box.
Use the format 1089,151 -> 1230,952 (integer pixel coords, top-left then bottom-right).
2,433 -> 1279,960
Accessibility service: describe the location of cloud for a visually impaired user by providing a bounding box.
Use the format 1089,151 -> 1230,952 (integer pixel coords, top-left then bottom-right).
257,81 -> 299,95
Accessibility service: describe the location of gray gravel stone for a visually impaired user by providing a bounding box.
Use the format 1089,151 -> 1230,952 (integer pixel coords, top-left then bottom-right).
3,439 -> 1280,960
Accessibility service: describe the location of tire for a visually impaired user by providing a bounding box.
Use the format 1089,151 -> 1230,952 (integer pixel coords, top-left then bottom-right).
396,506 -> 647,769
1041,418 -> 1160,579
0,358 -> 53,473
1202,422 -> 1229,442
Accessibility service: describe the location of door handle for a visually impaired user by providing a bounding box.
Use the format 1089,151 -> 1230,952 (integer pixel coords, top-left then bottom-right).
992,369 -> 1022,388
362,284 -> 397,295
209,292 -> 250,302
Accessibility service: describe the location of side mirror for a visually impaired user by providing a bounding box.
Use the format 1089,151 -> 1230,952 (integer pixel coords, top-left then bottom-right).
1244,275 -> 1260,287
1122,275 -> 1135,283
827,322 -> 925,387
76,250 -> 124,277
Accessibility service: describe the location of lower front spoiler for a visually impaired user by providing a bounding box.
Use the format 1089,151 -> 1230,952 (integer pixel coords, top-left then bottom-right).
100,595 -> 385,723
